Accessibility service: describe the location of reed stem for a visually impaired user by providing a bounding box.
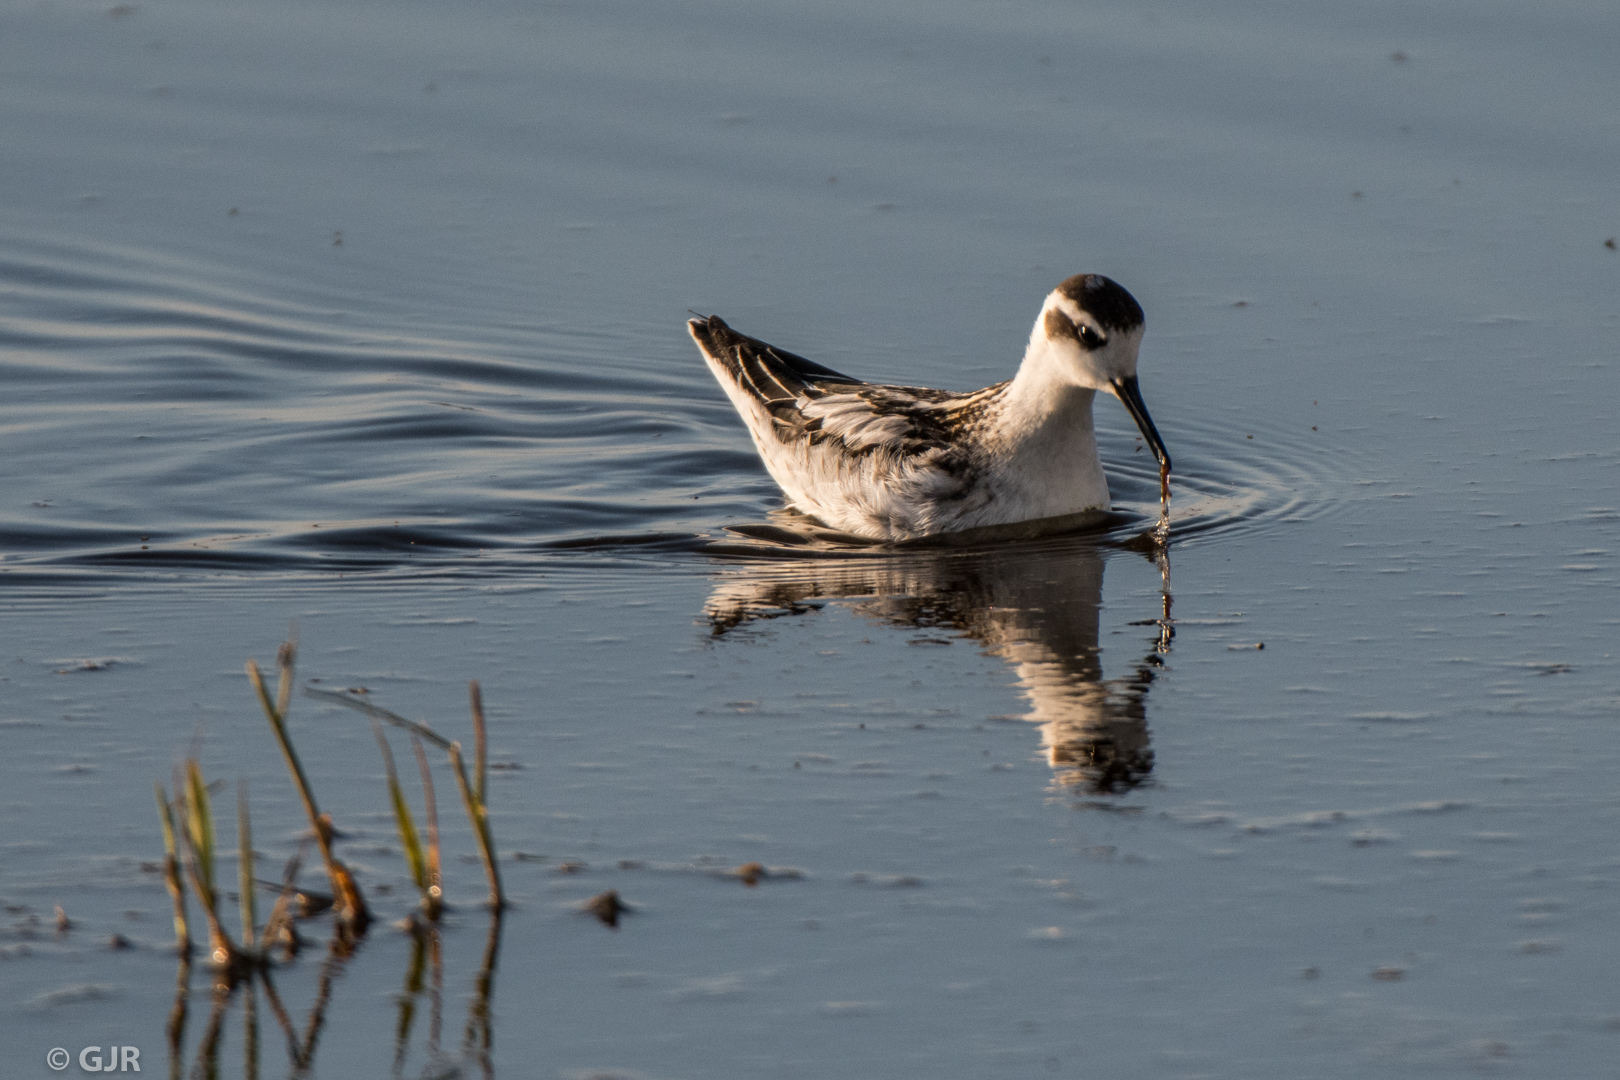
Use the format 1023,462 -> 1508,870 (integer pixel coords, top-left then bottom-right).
249,645 -> 369,935
412,734 -> 443,917
237,780 -> 257,950
371,718 -> 438,917
448,741 -> 505,910
154,782 -> 191,956
175,761 -> 243,972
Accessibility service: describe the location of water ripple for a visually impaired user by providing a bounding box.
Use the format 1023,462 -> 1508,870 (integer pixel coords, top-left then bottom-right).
1,232 -> 1356,582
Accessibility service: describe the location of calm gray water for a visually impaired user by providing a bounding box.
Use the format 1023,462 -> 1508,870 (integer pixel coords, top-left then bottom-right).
3,0 -> 1618,1076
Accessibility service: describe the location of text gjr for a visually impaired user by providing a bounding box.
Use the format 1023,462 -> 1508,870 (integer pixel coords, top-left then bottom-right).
46,1046 -> 141,1072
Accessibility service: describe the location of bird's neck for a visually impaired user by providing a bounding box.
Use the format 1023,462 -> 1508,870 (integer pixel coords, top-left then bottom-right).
994,335 -> 1097,445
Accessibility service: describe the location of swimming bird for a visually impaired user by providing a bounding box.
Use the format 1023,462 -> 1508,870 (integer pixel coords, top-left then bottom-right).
688,274 -> 1170,543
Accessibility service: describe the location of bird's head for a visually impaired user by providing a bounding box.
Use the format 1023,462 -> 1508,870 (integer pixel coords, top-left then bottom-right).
1037,274 -> 1169,472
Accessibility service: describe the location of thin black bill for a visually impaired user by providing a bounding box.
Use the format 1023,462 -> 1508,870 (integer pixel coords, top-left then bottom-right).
1111,376 -> 1171,473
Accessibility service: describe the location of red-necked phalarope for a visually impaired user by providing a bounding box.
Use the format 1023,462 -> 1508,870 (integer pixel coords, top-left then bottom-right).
689,274 -> 1171,543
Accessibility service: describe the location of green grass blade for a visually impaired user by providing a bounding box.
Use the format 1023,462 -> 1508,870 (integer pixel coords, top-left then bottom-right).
371,718 -> 428,895
448,741 -> 504,910
176,761 -> 239,967
391,782 -> 428,894
155,781 -> 179,856
411,735 -> 443,913
237,780 -> 256,950
185,760 -> 216,901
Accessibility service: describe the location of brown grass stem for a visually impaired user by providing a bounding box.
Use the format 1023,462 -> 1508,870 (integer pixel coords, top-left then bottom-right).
155,782 -> 192,956
249,647 -> 369,936
448,741 -> 505,910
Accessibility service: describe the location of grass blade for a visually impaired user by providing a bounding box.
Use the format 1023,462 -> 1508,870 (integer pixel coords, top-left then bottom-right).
154,782 -> 191,956
248,660 -> 320,838
237,780 -> 257,951
304,687 -> 452,749
184,760 -> 216,907
250,650 -> 370,936
448,741 -> 505,910
411,735 -> 443,917
371,718 -> 429,901
176,760 -> 243,972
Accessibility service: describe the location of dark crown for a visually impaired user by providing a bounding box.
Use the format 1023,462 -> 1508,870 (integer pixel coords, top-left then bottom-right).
1055,275 -> 1144,332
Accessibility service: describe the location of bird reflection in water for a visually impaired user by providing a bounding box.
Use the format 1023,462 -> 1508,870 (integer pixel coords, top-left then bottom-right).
704,531 -> 1174,794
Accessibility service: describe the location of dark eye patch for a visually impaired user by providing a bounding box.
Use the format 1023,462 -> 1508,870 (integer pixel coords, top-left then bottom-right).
1044,309 -> 1105,350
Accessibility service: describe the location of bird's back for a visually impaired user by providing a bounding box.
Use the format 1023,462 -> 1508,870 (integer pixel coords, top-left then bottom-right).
690,315 -> 1018,539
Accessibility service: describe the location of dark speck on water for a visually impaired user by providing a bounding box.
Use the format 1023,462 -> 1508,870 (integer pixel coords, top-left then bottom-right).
583,889 -> 629,928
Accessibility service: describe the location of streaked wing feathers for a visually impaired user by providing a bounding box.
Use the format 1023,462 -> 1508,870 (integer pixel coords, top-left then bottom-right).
690,315 -> 960,457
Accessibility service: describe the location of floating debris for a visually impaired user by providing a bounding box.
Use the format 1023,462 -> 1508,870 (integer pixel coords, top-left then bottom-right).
583,890 -> 630,928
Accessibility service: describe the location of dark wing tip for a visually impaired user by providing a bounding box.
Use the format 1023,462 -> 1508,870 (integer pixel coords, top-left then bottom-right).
687,313 -> 736,354
686,314 -> 863,386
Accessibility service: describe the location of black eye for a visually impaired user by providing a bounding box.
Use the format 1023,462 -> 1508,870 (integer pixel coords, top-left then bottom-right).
1077,324 -> 1105,349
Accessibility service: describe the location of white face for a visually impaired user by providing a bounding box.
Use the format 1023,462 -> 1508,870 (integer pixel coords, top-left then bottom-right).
1040,292 -> 1144,393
